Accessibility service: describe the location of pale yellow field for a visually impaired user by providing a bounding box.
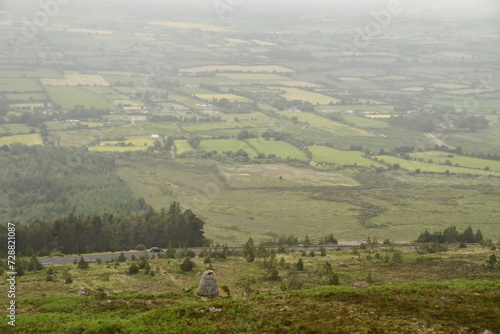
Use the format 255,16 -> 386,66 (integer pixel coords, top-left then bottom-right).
11,103 -> 47,108
149,21 -> 232,32
225,38 -> 249,44
438,51 -> 473,59
276,87 -> 340,105
366,115 -> 392,119
279,81 -> 322,88
251,40 -> 277,46
431,83 -> 469,89
98,71 -> 143,76
196,94 -> 250,102
41,71 -> 109,86
339,77 -> 362,81
401,87 -> 425,92
181,65 -> 294,73
67,28 -> 113,34
113,100 -> 144,107
446,89 -> 491,95
0,134 -> 43,146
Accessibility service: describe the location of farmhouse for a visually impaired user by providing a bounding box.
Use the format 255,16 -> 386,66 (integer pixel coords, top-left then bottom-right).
151,134 -> 160,139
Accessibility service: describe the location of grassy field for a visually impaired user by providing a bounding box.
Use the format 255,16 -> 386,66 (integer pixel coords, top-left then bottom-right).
181,65 -> 294,74
116,157 -> 500,244
40,71 -> 109,86
0,124 -> 34,134
308,146 -> 384,167
199,139 -> 258,157
410,151 -> 500,172
195,94 -> 250,102
0,134 -> 43,146
279,112 -> 374,137
374,155 -> 499,176
90,137 -> 155,152
277,87 -> 340,105
246,138 -> 307,160
343,116 -> 389,128
0,78 -> 42,92
2,245 -> 498,333
44,86 -> 113,110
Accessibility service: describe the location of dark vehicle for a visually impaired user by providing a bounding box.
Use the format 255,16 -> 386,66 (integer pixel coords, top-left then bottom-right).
150,247 -> 164,253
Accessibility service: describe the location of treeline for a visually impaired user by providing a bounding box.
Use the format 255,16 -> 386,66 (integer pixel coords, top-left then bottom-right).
417,226 -> 484,244
0,144 -> 141,223
150,115 -> 223,123
7,202 -> 206,256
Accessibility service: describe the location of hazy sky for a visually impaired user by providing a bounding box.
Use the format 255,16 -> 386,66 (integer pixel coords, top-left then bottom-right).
1,0 -> 499,19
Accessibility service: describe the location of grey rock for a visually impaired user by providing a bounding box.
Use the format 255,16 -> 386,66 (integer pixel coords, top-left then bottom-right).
198,270 -> 219,296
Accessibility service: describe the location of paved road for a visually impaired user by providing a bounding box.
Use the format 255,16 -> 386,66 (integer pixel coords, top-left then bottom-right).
38,243 -> 420,266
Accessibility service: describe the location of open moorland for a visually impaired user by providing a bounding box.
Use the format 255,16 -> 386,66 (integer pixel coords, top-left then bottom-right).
1,244 -> 499,334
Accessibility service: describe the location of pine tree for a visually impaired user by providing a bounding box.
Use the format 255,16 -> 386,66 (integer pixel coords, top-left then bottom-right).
296,258 -> 304,271
180,258 -> 194,272
77,257 -> 89,269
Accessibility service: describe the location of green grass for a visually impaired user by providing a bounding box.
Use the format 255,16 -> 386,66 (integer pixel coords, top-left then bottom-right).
174,140 -> 193,154
374,155 -> 499,175
90,137 -> 156,152
199,139 -> 258,157
344,116 -> 389,128
0,124 -> 35,134
0,134 -> 43,146
44,86 -> 113,110
2,245 -> 498,334
116,157 -> 500,244
410,151 -> 500,172
247,138 -> 307,160
0,69 -> 63,78
279,112 -> 374,137
308,146 -> 384,167
0,78 -> 43,92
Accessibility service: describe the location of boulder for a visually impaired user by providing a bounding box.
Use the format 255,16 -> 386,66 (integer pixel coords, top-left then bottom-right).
198,270 -> 219,296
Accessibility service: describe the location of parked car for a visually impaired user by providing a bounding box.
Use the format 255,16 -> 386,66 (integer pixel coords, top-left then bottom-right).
150,247 -> 164,253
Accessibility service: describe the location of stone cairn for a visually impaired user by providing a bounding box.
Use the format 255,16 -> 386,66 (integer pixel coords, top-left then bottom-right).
198,270 -> 219,297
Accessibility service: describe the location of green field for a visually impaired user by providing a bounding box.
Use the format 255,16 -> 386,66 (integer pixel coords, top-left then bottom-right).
2,245 -> 498,334
174,140 -> 193,154
0,124 -> 35,134
0,134 -> 43,146
279,112 -> 374,137
308,146 -> 384,167
344,116 -> 389,128
410,151 -> 500,172
374,155 -> 499,176
247,138 -> 307,160
199,139 -> 258,157
90,137 -> 156,152
0,78 -> 42,92
44,86 -> 113,110
116,157 -> 500,244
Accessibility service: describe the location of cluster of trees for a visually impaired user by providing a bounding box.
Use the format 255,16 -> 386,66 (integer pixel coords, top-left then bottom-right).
390,114 -> 436,132
6,202 -> 206,256
272,97 -> 316,112
390,111 -> 489,133
211,98 -> 258,113
417,226 -> 484,244
0,144 -> 141,223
